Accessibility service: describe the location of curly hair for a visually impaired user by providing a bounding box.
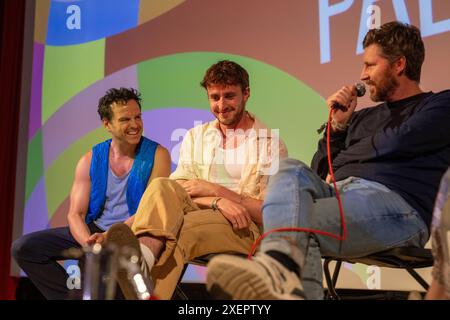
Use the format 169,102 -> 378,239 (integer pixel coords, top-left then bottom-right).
200,60 -> 249,91
363,21 -> 425,82
97,87 -> 142,121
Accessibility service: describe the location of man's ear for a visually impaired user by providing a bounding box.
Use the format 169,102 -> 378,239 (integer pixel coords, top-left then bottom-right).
395,56 -> 407,76
243,86 -> 250,101
102,118 -> 110,130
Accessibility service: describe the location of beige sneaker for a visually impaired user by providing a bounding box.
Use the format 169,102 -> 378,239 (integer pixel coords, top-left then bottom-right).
106,223 -> 152,300
206,252 -> 305,300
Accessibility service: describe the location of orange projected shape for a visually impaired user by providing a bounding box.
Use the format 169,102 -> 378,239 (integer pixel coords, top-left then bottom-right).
138,0 -> 186,25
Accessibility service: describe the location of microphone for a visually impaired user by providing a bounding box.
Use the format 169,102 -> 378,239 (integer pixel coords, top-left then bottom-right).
331,82 -> 366,111
317,83 -> 366,134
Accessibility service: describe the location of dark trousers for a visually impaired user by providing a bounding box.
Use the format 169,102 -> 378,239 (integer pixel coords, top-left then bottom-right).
11,223 -> 103,300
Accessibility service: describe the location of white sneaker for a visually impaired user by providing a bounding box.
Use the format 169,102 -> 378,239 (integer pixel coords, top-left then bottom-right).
206,252 -> 305,300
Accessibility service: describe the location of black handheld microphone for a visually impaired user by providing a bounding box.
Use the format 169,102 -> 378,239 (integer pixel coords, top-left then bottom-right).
317,83 -> 366,134
331,82 -> 366,111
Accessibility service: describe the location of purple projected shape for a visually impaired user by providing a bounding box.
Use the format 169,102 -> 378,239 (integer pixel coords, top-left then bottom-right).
29,43 -> 45,140
141,108 -> 214,170
182,264 -> 207,283
23,177 -> 50,235
42,65 -> 138,169
141,108 -> 214,283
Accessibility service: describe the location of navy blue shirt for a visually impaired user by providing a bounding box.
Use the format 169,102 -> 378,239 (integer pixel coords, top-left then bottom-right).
312,90 -> 450,228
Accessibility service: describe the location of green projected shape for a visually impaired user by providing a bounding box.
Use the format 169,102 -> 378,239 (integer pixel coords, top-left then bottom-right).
137,53 -> 211,110
137,52 -> 327,163
25,131 -> 44,201
42,39 -> 105,125
44,127 -> 109,217
344,263 -> 371,288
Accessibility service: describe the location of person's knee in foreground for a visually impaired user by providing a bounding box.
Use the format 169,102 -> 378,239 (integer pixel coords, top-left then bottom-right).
426,168 -> 450,300
206,21 -> 450,300
11,88 -> 171,299
102,60 -> 288,299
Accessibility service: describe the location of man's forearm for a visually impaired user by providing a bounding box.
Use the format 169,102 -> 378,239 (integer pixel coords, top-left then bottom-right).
68,214 -> 91,246
193,195 -> 263,226
214,185 -> 242,203
213,186 -> 263,225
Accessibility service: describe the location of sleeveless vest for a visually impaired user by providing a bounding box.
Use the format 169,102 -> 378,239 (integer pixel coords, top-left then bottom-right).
85,137 -> 158,224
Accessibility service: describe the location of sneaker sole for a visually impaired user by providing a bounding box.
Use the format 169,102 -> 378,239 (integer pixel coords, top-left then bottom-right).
207,255 -> 287,300
106,223 -> 141,300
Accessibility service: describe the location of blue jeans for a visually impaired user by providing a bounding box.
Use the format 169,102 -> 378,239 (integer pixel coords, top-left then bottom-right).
260,158 -> 429,299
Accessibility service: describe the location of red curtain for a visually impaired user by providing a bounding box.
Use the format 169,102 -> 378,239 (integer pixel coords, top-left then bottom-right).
0,0 -> 26,300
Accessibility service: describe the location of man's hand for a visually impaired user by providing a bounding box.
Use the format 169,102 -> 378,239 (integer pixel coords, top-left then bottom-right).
326,85 -> 358,130
215,198 -> 252,231
86,232 -> 106,246
178,179 -> 220,197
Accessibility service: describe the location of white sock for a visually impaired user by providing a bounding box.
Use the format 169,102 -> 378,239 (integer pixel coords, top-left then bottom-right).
139,243 -> 155,276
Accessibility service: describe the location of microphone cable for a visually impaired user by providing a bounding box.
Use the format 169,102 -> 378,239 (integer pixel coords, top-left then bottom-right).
247,108 -> 347,259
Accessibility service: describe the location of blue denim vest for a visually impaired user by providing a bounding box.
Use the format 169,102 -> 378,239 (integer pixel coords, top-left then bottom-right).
85,137 -> 158,224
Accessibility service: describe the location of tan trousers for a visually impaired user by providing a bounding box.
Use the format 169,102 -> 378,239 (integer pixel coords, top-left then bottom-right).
131,177 -> 261,300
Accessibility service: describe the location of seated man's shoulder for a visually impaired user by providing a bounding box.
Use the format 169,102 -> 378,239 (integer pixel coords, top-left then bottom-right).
189,120 -> 215,134
155,144 -> 170,157
428,89 -> 450,103
435,89 -> 450,96
412,90 -> 450,113
79,150 -> 93,165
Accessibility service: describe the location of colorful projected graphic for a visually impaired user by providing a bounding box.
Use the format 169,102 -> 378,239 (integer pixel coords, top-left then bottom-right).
22,0 -> 450,286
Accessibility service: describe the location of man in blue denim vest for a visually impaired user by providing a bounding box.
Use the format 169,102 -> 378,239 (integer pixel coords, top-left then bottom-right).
11,88 -> 171,299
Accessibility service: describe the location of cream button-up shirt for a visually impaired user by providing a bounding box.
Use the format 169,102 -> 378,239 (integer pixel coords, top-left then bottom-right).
170,112 -> 288,200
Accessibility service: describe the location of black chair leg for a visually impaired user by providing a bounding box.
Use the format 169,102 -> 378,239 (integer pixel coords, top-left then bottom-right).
331,260 -> 342,288
367,255 -> 430,292
174,284 -> 189,300
404,267 -> 429,291
171,264 -> 189,300
324,259 -> 341,300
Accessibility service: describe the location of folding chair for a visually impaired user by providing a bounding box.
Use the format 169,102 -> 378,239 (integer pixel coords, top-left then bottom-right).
323,247 -> 433,300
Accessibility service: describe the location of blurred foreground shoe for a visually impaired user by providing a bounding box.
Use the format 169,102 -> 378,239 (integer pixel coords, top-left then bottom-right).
408,291 -> 423,300
106,223 -> 153,300
206,252 -> 305,300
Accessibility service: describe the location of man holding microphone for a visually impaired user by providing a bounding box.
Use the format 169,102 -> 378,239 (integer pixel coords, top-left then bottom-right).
207,21 -> 450,300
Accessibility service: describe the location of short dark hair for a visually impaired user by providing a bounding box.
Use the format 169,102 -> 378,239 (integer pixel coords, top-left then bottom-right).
97,87 -> 142,121
363,21 -> 425,82
200,60 -> 249,91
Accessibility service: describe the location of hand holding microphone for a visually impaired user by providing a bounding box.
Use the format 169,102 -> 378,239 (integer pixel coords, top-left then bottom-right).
326,82 -> 365,132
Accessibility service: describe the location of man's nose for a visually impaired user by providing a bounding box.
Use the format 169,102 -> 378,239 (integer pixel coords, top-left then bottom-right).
216,97 -> 225,110
360,67 -> 369,81
129,118 -> 139,127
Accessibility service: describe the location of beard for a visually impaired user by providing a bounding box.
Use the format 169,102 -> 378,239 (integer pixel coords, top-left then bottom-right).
215,105 -> 245,126
368,68 -> 399,102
